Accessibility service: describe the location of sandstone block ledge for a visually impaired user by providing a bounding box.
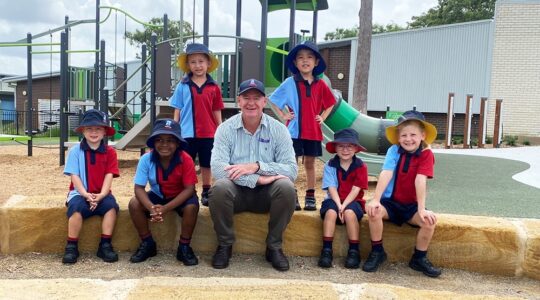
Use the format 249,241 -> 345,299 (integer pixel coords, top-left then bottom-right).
0,277 -> 523,299
0,195 -> 538,279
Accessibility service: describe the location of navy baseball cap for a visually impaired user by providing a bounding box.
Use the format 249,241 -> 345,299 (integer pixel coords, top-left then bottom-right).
74,109 -> 115,136
326,128 -> 366,153
286,41 -> 326,76
146,119 -> 188,149
238,78 -> 265,96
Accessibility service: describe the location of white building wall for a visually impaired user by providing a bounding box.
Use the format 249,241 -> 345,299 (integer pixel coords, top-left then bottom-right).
488,0 -> 540,136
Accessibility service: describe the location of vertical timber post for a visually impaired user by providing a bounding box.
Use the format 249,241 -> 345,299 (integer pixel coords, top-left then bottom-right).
445,93 -> 455,149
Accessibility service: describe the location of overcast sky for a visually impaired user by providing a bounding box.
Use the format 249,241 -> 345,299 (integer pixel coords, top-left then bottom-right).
0,0 -> 437,76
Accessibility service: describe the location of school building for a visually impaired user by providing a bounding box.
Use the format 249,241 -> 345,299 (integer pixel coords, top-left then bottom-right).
319,0 -> 540,140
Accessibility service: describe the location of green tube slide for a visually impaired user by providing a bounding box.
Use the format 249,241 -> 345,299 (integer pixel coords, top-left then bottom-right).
316,75 -> 393,176
324,98 -> 393,155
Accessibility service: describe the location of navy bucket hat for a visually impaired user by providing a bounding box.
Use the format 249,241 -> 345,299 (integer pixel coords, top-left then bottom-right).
326,128 -> 366,154
146,119 -> 188,149
238,78 -> 265,96
176,43 -> 219,73
74,109 -> 115,136
286,41 -> 326,76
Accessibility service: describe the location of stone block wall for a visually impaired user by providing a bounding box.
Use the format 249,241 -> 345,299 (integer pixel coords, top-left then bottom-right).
1,195 -> 539,279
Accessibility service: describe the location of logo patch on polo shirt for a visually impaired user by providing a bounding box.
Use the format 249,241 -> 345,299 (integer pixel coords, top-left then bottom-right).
258,137 -> 270,143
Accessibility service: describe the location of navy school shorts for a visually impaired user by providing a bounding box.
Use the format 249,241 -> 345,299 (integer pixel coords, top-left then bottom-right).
185,138 -> 214,168
145,191 -> 199,218
380,198 -> 419,226
292,138 -> 322,157
66,194 -> 119,219
320,199 -> 364,225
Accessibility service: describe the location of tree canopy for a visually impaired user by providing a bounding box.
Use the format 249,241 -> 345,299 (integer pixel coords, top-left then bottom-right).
125,18 -> 196,49
324,0 -> 496,40
324,23 -> 405,40
408,0 -> 496,28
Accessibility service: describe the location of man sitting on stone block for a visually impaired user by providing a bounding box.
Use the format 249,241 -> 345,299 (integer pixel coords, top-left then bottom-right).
208,79 -> 298,271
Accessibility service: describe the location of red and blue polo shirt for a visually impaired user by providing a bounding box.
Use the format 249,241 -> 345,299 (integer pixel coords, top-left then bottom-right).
322,155 -> 369,209
169,74 -> 224,139
133,149 -> 197,200
64,139 -> 120,202
381,145 -> 435,205
269,74 -> 336,141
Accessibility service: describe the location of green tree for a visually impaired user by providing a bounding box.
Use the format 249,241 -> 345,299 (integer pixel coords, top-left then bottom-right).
324,23 -> 405,41
324,27 -> 359,41
372,23 -> 405,34
409,0 -> 496,28
125,17 -> 196,49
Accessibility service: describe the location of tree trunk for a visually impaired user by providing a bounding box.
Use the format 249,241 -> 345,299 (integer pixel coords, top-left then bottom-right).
352,0 -> 372,114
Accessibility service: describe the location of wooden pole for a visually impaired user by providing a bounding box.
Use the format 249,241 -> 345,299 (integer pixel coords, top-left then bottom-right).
445,93 -> 454,149
478,97 -> 488,148
463,94 -> 473,148
493,99 -> 503,148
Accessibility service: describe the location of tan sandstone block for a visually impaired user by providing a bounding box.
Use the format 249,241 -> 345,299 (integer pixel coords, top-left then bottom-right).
1,196 -> 177,254
428,214 -> 519,276
523,219 -> 540,280
363,283 -> 522,300
127,276 -> 339,300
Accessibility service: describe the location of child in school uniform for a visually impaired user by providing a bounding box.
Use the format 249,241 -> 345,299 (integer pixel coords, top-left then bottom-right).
62,109 -> 120,264
128,119 -> 199,265
269,41 -> 336,211
318,128 -> 368,269
170,43 -> 224,206
363,110 -> 441,277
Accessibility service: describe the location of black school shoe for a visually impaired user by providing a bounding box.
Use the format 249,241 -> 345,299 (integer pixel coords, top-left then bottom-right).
176,244 -> 198,266
344,249 -> 361,269
409,256 -> 442,277
62,243 -> 79,264
318,248 -> 333,268
362,250 -> 387,272
130,240 -> 157,263
304,196 -> 317,211
294,196 -> 301,211
212,245 -> 232,269
201,191 -> 209,207
265,247 -> 290,271
97,242 -> 119,262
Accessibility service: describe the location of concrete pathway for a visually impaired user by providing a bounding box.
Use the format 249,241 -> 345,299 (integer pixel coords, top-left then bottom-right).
432,146 -> 540,189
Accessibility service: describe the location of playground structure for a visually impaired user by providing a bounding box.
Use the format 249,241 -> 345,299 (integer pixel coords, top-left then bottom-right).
1,0 -> 392,173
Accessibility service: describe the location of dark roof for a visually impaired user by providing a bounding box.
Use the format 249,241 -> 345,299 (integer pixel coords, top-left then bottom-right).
262,0 -> 329,12
2,71 -> 61,83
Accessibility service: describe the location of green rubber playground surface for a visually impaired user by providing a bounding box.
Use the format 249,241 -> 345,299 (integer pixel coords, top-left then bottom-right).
428,153 -> 539,218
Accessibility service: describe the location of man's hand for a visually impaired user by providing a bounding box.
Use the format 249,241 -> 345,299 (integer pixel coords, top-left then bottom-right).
224,163 -> 258,180
257,174 -> 287,185
315,115 -> 324,124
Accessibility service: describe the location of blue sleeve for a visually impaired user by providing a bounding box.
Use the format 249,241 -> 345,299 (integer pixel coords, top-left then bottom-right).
134,154 -> 151,186
322,163 -> 338,190
269,77 -> 295,110
169,82 -> 186,110
382,145 -> 399,171
64,145 -> 81,176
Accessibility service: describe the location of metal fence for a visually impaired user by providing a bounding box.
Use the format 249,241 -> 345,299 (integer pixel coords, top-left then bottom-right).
0,109 -> 80,137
